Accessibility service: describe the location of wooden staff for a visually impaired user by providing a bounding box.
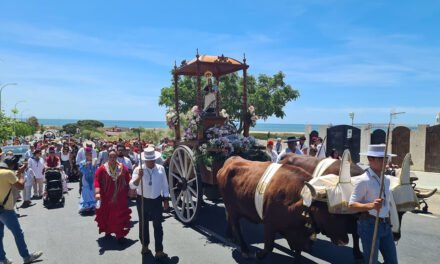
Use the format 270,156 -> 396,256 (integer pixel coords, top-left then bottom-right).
139,152 -> 145,260
368,111 -> 404,264
316,135 -> 327,158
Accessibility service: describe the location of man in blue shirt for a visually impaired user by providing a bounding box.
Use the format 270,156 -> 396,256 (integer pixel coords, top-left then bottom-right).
276,136 -> 302,163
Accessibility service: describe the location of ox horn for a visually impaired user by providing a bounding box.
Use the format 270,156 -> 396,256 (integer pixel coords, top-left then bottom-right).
301,182 -> 317,207
304,182 -> 317,199
400,153 -> 411,185
338,149 -> 352,183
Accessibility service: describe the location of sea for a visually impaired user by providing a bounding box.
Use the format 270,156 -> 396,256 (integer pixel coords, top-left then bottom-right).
37,118 -> 418,133
38,118 -> 316,133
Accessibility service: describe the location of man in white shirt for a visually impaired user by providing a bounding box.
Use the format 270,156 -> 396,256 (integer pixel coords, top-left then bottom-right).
349,144 -> 398,264
130,147 -> 170,260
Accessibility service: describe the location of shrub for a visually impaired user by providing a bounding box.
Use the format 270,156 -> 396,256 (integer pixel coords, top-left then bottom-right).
77,120 -> 104,128
62,123 -> 79,135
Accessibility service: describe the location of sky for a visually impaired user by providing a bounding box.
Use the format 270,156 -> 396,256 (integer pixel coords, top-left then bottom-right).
0,0 -> 439,125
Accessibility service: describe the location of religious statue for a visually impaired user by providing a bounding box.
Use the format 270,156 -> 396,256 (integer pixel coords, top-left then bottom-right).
203,71 -> 218,113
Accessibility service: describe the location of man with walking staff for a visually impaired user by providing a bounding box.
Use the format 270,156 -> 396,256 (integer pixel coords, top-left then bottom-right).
349,144 -> 398,264
130,147 -> 170,260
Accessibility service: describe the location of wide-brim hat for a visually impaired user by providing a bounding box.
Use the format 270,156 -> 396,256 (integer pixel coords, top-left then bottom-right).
0,156 -> 19,169
285,136 -> 300,143
83,140 -> 96,149
140,147 -> 161,161
359,144 -> 397,157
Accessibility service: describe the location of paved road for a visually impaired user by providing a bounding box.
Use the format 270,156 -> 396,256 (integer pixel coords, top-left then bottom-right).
4,183 -> 440,264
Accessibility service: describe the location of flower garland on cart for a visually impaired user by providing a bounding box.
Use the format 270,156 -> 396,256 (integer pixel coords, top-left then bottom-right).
196,107 -> 269,166
183,106 -> 202,140
165,107 -> 179,129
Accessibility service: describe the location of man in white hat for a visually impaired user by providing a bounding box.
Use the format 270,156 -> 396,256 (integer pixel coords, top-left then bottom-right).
349,144 -> 398,264
276,136 -> 302,163
130,147 -> 170,260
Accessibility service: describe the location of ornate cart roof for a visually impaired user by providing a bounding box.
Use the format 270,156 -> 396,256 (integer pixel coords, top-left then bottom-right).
174,54 -> 248,77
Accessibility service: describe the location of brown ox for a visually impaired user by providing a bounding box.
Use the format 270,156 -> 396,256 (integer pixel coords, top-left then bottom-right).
280,153 -> 406,263
217,156 -> 353,262
280,153 -> 365,261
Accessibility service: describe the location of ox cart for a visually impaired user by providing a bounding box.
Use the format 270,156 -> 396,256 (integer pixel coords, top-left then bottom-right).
166,52 -> 269,224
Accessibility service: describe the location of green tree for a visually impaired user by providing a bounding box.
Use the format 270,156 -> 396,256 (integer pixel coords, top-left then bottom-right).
0,112 -> 14,141
62,123 -> 79,135
159,75 -> 197,114
14,121 -> 34,137
79,128 -> 105,140
129,127 -> 144,140
27,116 -> 40,131
159,71 -> 299,132
77,120 -> 104,128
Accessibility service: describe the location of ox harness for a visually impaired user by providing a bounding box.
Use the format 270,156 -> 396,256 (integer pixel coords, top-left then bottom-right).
254,163 -> 318,240
254,163 -> 282,220
312,158 -> 337,178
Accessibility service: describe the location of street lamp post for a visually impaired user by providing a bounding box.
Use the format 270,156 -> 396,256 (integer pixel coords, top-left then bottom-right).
12,101 -> 25,137
13,100 -> 26,119
0,83 -> 18,112
349,112 -> 355,126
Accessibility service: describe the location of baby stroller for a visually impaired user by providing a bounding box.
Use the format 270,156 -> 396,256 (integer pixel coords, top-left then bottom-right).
43,169 -> 65,208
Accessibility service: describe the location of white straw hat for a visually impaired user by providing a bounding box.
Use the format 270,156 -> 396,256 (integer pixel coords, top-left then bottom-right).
141,147 -> 161,161
359,144 -> 397,157
82,140 -> 96,149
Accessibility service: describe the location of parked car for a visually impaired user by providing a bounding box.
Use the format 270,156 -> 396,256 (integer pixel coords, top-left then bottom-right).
1,145 -> 31,163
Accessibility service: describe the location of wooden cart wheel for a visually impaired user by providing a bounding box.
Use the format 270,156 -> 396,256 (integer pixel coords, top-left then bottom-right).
168,145 -> 202,224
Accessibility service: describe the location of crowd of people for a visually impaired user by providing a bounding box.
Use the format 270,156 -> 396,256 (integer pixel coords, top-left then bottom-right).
266,135 -> 334,162
0,136 -> 174,263
1,134 -> 399,264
